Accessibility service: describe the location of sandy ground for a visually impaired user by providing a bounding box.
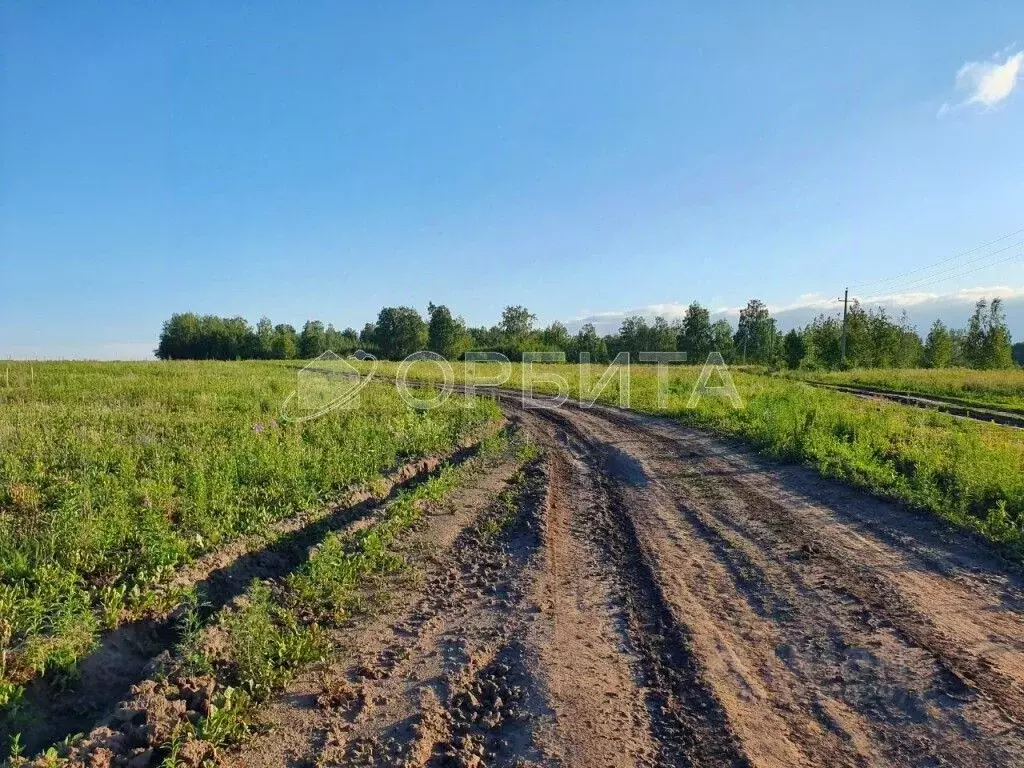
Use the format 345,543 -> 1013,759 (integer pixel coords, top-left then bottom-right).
231,396 -> 1024,767
28,397 -> 1024,767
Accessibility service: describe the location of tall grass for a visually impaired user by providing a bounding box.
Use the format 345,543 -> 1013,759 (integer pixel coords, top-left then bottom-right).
0,361 -> 499,696
352,360 -> 1024,554
781,366 -> 1024,411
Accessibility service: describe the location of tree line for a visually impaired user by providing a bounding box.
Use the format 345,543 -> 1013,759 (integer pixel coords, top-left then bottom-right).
156,297 -> 1018,370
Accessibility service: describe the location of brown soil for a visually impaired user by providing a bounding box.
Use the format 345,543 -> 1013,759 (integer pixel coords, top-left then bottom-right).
29,399 -> 1024,767
9,431 -> 496,757
230,397 -> 1024,767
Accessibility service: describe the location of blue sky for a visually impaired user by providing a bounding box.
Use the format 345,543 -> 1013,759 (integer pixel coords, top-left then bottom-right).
2,1 -> 1023,358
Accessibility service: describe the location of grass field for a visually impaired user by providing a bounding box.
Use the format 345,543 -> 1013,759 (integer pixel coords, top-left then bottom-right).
2,359 -> 1023,762
342,359 -> 1024,555
779,367 -> 1024,412
0,361 -> 499,724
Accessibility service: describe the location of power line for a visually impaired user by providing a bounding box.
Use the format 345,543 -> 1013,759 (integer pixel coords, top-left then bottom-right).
858,241 -> 1024,298
850,226 -> 1024,292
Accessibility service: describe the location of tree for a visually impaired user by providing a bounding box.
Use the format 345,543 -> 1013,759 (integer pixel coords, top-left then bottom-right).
156,312 -> 201,360
923,320 -> 954,368
1013,342 -> 1024,366
255,317 -> 275,359
375,306 -> 427,359
648,316 -> 677,352
806,314 -> 843,369
466,325 -> 503,350
299,320 -> 328,358
982,298 -> 1014,369
570,323 -> 609,363
359,323 -> 378,352
540,321 -> 570,351
950,328 -> 968,367
963,300 -> 988,368
896,324 -> 923,368
710,319 -> 736,363
868,308 -> 904,368
155,313 -> 258,360
324,324 -> 356,355
962,298 -> 1014,369
783,329 -> 808,369
679,302 -> 712,363
499,305 -> 536,339
734,299 -> 778,365
427,303 -> 465,359
271,324 -> 299,359
617,316 -> 650,357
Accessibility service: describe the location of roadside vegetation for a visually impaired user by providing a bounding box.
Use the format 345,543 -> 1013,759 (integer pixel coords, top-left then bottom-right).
779,367 -> 1024,412
354,360 -> 1024,556
10,426 -> 533,766
0,361 -> 499,738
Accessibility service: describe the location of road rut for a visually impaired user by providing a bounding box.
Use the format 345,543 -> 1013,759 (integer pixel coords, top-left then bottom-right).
507,395 -> 1024,767
91,393 -> 1024,768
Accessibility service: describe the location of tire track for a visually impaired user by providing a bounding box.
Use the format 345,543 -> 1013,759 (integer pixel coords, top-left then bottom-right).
39,387 -> 1024,768
506,396 -> 1024,767
518,407 -> 749,768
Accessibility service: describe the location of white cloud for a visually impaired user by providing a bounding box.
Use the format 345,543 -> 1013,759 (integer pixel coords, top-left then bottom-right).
862,284 -> 1024,306
941,49 -> 1023,114
564,286 -> 1024,337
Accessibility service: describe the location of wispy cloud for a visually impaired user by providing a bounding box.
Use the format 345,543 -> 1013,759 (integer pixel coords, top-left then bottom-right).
940,48 -> 1023,115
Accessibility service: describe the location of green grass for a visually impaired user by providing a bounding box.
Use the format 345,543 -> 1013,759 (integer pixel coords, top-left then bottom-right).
221,581 -> 325,700
349,360 -> 1024,555
780,366 -> 1024,412
285,437 -> 502,623
138,431 -> 523,767
0,361 -> 499,709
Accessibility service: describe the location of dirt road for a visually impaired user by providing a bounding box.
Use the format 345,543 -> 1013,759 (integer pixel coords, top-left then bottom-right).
224,392 -> 1024,768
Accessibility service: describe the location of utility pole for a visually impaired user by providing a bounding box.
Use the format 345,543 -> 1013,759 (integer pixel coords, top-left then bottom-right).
840,287 -> 849,365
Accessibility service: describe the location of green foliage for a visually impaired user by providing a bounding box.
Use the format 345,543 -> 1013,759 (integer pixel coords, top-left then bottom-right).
963,298 -> 1014,369
367,359 -> 1024,556
569,323 -> 609,363
924,320 -> 955,368
540,322 -> 571,351
287,464 -> 462,622
298,321 -> 328,359
222,582 -> 323,699
679,302 -> 713,363
161,686 -> 254,766
156,313 -> 258,361
783,329 -> 808,370
427,303 -> 469,359
153,291 -> 1014,372
158,316 -> 358,361
735,299 -> 781,365
499,305 -> 537,339
374,306 -> 428,359
788,366 -> 1024,411
176,589 -> 213,677
270,323 -> 299,360
0,361 -> 499,706
710,319 -> 736,362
